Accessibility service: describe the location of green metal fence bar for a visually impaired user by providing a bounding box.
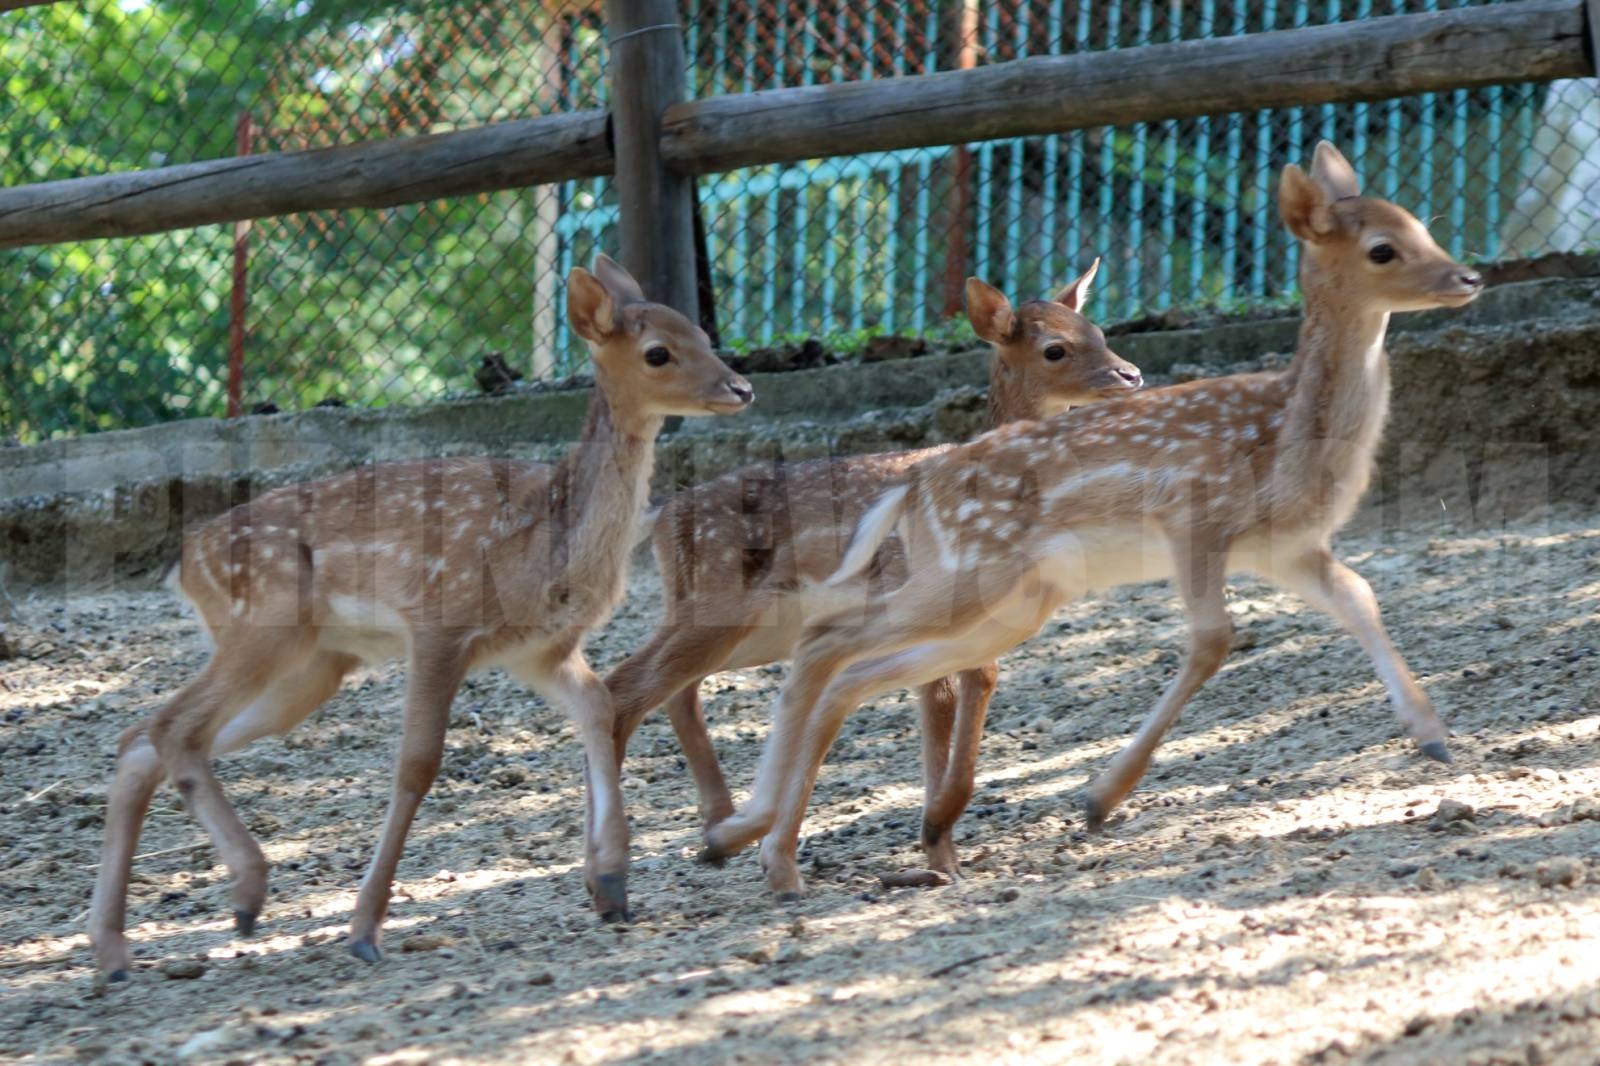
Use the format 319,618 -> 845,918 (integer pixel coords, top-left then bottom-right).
1126,0 -> 1151,309
1041,0 -> 1063,288
1485,82 -> 1502,250
1250,0 -> 1275,298
1068,1 -> 1090,302
1098,2 -> 1121,309
1189,0 -> 1213,299
912,0 -> 937,330
1224,0 -> 1246,305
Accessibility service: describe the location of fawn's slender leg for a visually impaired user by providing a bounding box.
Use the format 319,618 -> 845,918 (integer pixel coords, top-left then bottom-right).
1083,534 -> 1233,829
702,617 -> 939,872
1267,546 -> 1451,760
146,636 -> 311,939
606,619 -> 757,826
539,652 -> 631,921
91,650 -> 355,977
916,676 -> 958,869
348,646 -> 467,962
921,661 -> 999,876
660,685 -> 736,827
708,570 -> 1055,894
752,626 -> 1033,897
753,640 -> 964,897
89,726 -> 165,979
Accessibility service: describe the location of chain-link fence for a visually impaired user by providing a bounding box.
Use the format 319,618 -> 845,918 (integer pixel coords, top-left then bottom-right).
2,0 -> 1595,444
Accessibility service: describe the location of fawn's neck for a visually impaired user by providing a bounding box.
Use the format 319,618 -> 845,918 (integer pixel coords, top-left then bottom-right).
545,390 -> 661,589
985,356 -> 1060,430
1274,277 -> 1392,521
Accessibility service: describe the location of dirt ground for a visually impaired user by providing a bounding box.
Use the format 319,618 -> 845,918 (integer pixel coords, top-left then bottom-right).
2,509 -> 1598,1066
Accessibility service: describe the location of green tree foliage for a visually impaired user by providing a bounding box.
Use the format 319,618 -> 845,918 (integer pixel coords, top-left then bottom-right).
0,0 -> 582,443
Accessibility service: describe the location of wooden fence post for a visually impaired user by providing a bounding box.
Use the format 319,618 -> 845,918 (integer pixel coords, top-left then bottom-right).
604,0 -> 698,316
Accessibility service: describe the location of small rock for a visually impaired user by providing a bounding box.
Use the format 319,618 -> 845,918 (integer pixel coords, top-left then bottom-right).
159,959 -> 207,980
474,352 -> 524,396
489,766 -> 527,789
399,933 -> 456,953
526,971 -> 555,986
1534,858 -> 1585,889
1565,797 -> 1600,823
176,1029 -> 229,1059
996,887 -> 1021,903
729,338 -> 830,374
859,335 -> 928,363
1430,799 -> 1476,830
1414,867 -> 1442,891
879,869 -> 951,889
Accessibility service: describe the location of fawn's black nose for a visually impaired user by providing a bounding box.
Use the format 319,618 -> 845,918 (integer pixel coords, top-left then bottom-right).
728,380 -> 754,405
1115,367 -> 1143,388
1458,270 -> 1483,290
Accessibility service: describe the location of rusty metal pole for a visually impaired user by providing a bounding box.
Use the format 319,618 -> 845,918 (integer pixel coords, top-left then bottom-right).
227,111 -> 253,419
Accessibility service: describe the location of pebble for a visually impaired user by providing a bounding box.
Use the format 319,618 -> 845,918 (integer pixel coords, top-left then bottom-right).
400,933 -> 456,953
1430,799 -> 1476,829
175,1029 -> 228,1059
1534,858 -> 1585,890
159,959 -> 207,980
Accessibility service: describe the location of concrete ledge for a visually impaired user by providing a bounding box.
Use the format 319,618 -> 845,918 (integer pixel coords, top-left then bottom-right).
4,275 -> 1598,588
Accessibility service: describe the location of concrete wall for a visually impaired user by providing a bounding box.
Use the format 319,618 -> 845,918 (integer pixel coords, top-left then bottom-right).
4,274 -> 1598,588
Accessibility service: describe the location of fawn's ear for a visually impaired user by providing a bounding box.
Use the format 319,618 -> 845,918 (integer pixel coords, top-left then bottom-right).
593,253 -> 648,305
1279,163 -> 1338,243
1053,257 -> 1101,313
567,267 -> 620,343
1310,140 -> 1361,200
965,277 -> 1015,344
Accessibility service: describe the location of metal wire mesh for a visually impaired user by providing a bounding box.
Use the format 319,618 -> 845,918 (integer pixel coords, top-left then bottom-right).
685,0 -> 1595,346
1,0 -> 1595,444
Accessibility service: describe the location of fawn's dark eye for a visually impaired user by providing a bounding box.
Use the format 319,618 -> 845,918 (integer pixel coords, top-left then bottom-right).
644,346 -> 672,367
1044,344 -> 1068,362
1367,243 -> 1396,264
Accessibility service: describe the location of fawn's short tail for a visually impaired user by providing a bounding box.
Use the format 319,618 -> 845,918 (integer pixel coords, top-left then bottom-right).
827,483 -> 909,586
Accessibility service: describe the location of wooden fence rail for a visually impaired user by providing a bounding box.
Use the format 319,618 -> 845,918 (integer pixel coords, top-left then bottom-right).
0,113 -> 611,249
661,0 -> 1589,172
0,0 -> 1589,252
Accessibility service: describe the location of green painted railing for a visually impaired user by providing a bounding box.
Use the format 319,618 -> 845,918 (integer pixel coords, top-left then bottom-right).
548,0 -> 1552,363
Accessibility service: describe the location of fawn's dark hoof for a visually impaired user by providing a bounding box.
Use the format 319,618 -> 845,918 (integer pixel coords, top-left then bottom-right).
106,969 -> 129,983
1082,794 -> 1110,832
589,873 -> 629,923
233,910 -> 258,937
697,846 -> 729,868
774,890 -> 803,904
1419,740 -> 1453,764
348,939 -> 383,964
